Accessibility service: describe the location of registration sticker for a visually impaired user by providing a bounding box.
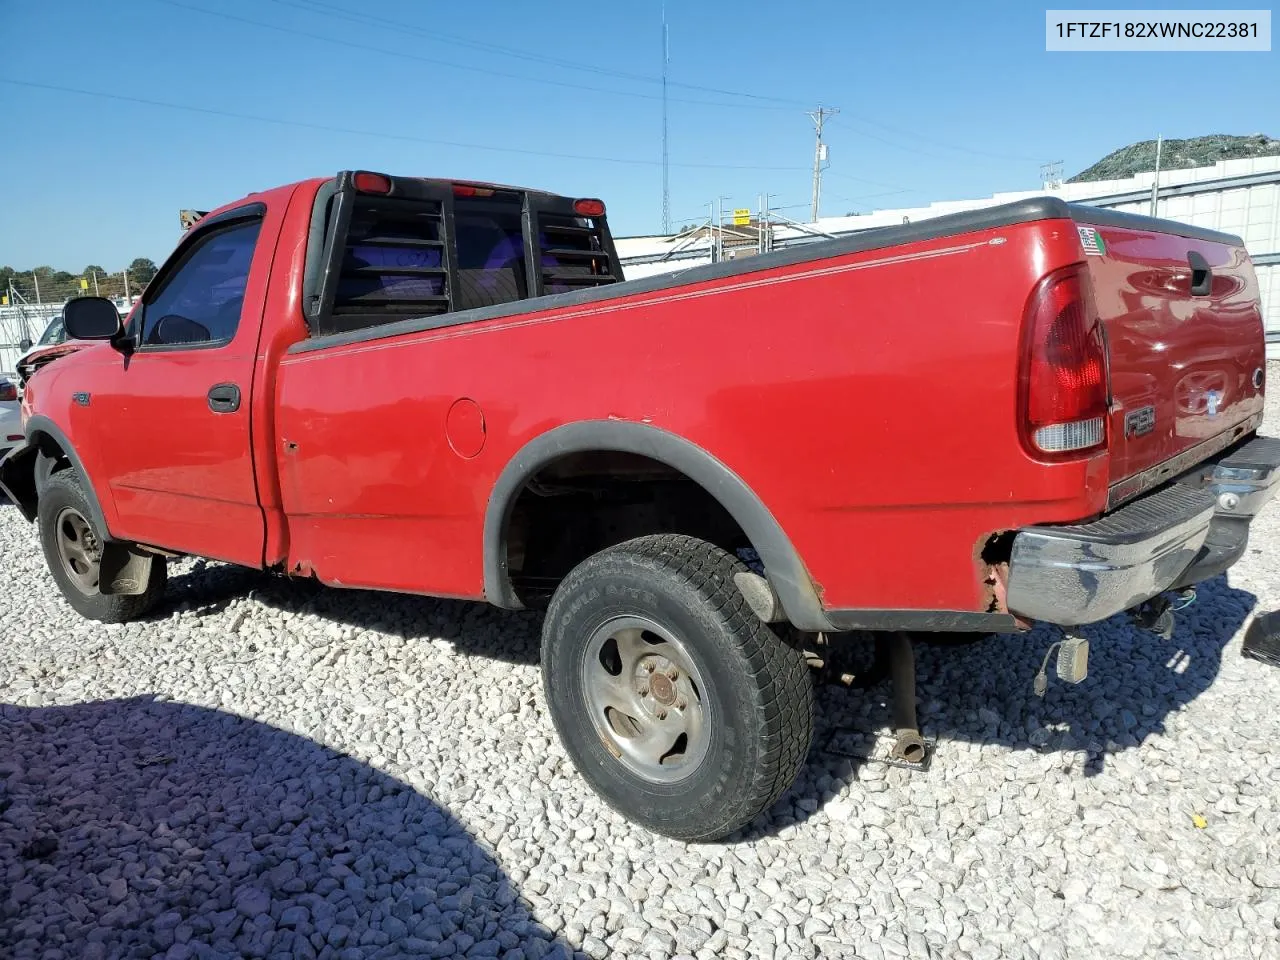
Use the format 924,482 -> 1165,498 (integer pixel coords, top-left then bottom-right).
1078,225 -> 1106,256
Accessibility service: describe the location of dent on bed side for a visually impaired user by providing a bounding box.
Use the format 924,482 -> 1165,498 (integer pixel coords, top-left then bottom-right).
481,420 -> 834,631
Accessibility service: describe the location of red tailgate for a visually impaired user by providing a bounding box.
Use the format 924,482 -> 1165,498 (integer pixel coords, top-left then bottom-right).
1074,215 -> 1267,486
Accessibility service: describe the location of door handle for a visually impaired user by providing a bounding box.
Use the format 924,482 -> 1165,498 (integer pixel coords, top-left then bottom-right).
1188,250 -> 1212,296
207,383 -> 241,413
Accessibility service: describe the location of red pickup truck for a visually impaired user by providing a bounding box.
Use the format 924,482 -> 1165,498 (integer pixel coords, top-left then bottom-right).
3,170 -> 1277,840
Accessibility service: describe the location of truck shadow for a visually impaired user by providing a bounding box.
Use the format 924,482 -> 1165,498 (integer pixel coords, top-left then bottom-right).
156,562 -> 544,667
151,560 -> 1257,841
750,573 -> 1259,838
0,697 -> 572,958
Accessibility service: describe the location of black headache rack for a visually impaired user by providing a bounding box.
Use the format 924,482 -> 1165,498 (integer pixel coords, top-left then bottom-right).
305,171 -> 622,338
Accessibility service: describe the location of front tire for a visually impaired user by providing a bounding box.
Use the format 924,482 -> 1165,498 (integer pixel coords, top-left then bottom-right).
38,471 -> 167,623
541,534 -> 814,841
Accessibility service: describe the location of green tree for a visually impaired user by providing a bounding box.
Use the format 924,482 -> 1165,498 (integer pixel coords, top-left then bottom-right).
128,258 -> 158,285
82,264 -> 106,279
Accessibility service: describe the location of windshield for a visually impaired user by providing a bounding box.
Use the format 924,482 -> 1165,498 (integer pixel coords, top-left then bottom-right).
38,317 -> 66,346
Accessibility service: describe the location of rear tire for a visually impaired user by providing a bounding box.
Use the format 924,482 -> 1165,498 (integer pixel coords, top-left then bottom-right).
541,534 -> 814,841
38,471 -> 167,623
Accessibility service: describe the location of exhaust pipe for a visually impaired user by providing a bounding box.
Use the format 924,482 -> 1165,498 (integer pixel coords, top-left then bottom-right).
887,632 -> 927,764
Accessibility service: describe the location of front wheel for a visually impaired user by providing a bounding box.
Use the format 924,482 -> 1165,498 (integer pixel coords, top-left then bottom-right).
38,471 -> 167,623
541,534 -> 814,841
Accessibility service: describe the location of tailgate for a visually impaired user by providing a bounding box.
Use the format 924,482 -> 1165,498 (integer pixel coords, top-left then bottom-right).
1073,211 -> 1267,487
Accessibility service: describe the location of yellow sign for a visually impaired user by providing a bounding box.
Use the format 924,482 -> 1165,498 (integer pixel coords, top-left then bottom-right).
80,278 -> 89,290
732,208 -> 751,226
1,294 -> 7,306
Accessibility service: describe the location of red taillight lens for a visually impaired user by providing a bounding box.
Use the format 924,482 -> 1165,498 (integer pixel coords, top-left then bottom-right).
573,198 -> 605,217
1021,266 -> 1108,457
452,184 -> 495,198
0,381 -> 16,403
352,171 -> 392,194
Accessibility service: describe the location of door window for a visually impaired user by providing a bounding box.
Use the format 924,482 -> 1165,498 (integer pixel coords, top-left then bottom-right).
140,220 -> 262,348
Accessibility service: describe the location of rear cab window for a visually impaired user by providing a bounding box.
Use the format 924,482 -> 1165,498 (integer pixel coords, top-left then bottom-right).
304,172 -> 620,340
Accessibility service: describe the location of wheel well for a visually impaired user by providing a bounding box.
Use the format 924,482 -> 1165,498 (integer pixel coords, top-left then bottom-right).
32,433 -> 72,484
503,451 -> 753,606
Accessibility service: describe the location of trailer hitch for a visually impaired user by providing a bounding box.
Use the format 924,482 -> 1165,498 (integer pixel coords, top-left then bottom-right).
1128,589 -> 1197,640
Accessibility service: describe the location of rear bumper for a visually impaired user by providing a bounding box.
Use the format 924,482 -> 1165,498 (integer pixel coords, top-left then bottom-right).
1006,435 -> 1280,626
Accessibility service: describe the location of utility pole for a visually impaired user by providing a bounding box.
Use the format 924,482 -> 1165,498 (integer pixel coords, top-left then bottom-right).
706,201 -> 716,263
122,268 -> 130,300
661,3 -> 671,234
808,105 -> 838,222
758,194 -> 766,255
1039,161 -> 1064,190
32,271 -> 41,305
92,270 -> 99,296
1149,134 -> 1163,217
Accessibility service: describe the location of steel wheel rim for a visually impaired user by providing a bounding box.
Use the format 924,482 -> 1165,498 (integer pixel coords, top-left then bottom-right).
580,615 -> 712,784
54,506 -> 101,594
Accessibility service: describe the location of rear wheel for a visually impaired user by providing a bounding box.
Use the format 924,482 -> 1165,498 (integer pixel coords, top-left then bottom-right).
541,534 -> 814,841
38,472 -> 166,623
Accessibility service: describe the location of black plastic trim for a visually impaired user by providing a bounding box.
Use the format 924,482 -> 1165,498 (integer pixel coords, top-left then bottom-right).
289,196 -> 1080,356
20,415 -> 111,537
0,443 -> 38,521
823,609 -> 1021,634
482,420 -> 834,631
190,201 -> 268,233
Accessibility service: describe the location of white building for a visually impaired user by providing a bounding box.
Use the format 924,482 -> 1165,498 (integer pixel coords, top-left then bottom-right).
619,155 -> 1280,357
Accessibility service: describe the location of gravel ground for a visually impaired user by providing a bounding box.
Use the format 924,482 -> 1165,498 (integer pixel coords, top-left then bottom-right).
3,365 -> 1280,960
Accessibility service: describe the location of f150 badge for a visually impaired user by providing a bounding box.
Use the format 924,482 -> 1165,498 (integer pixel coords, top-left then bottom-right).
1125,405 -> 1155,437
1078,226 -> 1106,256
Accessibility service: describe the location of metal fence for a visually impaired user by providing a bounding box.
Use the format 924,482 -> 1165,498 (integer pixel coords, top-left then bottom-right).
0,303 -> 63,377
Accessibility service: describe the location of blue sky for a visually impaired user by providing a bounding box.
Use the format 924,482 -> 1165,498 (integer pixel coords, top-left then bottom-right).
0,0 -> 1276,269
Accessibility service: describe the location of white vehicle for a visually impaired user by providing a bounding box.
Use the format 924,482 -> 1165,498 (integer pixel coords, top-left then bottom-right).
16,313 -> 69,366
0,378 -> 21,458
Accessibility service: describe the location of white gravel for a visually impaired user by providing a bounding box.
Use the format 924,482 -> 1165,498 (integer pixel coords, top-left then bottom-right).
3,364 -> 1280,960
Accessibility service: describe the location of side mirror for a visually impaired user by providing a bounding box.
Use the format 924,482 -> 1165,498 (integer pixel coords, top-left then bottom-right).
63,297 -> 124,341
18,338 -> 32,352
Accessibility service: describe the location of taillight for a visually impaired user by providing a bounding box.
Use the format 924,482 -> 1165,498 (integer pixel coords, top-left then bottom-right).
573,198 -> 605,217
1020,266 -> 1108,457
0,380 -> 16,403
453,184 -> 495,198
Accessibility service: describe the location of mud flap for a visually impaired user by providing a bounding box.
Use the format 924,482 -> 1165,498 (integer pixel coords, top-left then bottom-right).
98,543 -> 155,596
1242,611 -> 1280,668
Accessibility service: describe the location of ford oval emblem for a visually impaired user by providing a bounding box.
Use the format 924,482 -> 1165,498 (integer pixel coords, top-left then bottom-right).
1255,367 -> 1265,390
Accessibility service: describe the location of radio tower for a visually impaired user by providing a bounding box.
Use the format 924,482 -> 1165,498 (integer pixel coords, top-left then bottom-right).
661,4 -> 671,234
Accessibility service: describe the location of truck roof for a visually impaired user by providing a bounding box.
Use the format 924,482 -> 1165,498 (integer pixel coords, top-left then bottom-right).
186,173 -> 571,231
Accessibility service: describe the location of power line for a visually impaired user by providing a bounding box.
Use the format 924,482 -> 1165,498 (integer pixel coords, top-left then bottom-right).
266,0 -> 814,108
0,78 -> 810,172
155,0 -> 797,113
829,114 -> 1050,164
824,171 -> 923,193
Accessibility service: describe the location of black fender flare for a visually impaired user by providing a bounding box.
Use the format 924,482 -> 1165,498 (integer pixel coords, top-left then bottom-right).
482,420 -> 835,631
18,415 -> 112,538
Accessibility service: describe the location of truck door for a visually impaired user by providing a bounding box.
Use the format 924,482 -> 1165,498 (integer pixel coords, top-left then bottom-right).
82,206 -> 269,566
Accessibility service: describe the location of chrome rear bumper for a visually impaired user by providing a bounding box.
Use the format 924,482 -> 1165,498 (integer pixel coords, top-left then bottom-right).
1006,434 -> 1280,626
